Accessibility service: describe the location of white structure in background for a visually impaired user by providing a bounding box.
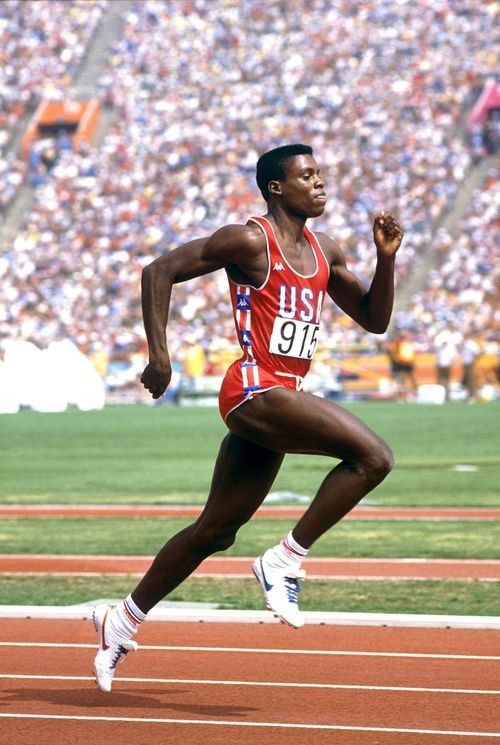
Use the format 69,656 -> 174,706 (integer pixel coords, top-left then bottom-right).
0,358 -> 21,413
0,340 -> 105,413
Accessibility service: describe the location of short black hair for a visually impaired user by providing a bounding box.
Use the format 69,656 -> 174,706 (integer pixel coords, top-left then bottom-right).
256,144 -> 313,201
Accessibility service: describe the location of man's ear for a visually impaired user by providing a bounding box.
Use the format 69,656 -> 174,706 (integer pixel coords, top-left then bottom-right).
268,180 -> 282,196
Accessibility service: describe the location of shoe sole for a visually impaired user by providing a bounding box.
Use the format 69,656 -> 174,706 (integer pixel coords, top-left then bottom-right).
252,560 -> 303,629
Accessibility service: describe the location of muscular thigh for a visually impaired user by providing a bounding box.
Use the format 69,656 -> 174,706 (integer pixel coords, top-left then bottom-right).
227,387 -> 387,462
195,432 -> 284,534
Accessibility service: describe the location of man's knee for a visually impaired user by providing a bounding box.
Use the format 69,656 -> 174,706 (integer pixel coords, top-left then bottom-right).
362,442 -> 394,485
343,439 -> 393,488
190,522 -> 237,555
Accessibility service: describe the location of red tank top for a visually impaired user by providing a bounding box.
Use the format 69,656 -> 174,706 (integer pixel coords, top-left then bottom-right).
228,215 -> 331,383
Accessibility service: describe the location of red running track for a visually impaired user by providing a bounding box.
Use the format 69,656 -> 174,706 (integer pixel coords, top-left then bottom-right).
0,619 -> 499,744
1,505 -> 499,520
1,554 -> 499,580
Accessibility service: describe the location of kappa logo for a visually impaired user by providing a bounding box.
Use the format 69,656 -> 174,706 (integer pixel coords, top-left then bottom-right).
237,295 -> 250,310
273,262 -> 285,271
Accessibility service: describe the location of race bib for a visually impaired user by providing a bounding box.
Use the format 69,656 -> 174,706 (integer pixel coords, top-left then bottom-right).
269,316 -> 319,360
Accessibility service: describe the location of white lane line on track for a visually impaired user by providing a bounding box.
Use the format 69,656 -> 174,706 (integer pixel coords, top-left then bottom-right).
0,713 -> 498,737
1,673 -> 499,695
0,642 -> 498,660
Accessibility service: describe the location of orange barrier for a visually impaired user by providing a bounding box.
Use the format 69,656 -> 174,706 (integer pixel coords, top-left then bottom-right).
207,349 -> 494,396
331,353 -> 465,393
22,99 -> 100,160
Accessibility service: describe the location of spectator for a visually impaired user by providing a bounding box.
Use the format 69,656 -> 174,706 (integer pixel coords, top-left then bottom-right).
460,333 -> 480,402
434,327 -> 461,402
387,330 -> 417,401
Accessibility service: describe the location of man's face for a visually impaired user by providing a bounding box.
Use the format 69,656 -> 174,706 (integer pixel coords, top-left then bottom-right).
271,154 -> 327,217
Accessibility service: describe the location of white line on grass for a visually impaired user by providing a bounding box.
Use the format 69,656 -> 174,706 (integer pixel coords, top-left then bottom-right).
0,713 -> 498,737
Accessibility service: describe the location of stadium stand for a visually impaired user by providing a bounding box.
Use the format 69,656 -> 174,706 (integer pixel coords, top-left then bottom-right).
0,1 -> 108,219
0,0 -> 497,405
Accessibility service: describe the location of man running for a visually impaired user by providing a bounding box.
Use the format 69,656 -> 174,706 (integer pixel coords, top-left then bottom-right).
93,144 -> 404,692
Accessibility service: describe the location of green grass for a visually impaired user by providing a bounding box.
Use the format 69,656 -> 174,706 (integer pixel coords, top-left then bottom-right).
1,517 -> 498,559
0,403 -> 499,506
1,403 -> 497,615
0,575 -> 497,616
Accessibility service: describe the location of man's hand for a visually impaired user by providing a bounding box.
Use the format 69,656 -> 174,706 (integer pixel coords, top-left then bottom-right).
373,211 -> 404,256
140,357 -> 172,399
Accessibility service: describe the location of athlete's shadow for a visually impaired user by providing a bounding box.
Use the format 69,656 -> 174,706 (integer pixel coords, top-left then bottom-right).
1,686 -> 259,716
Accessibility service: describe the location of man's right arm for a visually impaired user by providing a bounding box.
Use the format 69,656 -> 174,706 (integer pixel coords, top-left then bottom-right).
141,225 -> 263,399
141,237 -> 221,399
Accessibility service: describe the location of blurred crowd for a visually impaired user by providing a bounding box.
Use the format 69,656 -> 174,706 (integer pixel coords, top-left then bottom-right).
0,0 -> 107,218
387,167 -> 499,402
0,0 -> 498,396
399,170 -> 498,347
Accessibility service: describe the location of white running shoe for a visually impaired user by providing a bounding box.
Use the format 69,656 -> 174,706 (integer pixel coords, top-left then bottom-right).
252,556 -> 306,628
92,604 -> 138,692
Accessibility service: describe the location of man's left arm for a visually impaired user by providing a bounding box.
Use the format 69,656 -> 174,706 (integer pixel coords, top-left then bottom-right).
322,211 -> 404,334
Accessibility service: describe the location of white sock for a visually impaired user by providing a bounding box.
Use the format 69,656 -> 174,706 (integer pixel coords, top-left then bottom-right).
107,594 -> 147,646
262,530 -> 308,576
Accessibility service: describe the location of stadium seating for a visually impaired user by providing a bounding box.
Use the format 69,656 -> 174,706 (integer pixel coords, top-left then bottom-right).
0,1 -> 497,402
